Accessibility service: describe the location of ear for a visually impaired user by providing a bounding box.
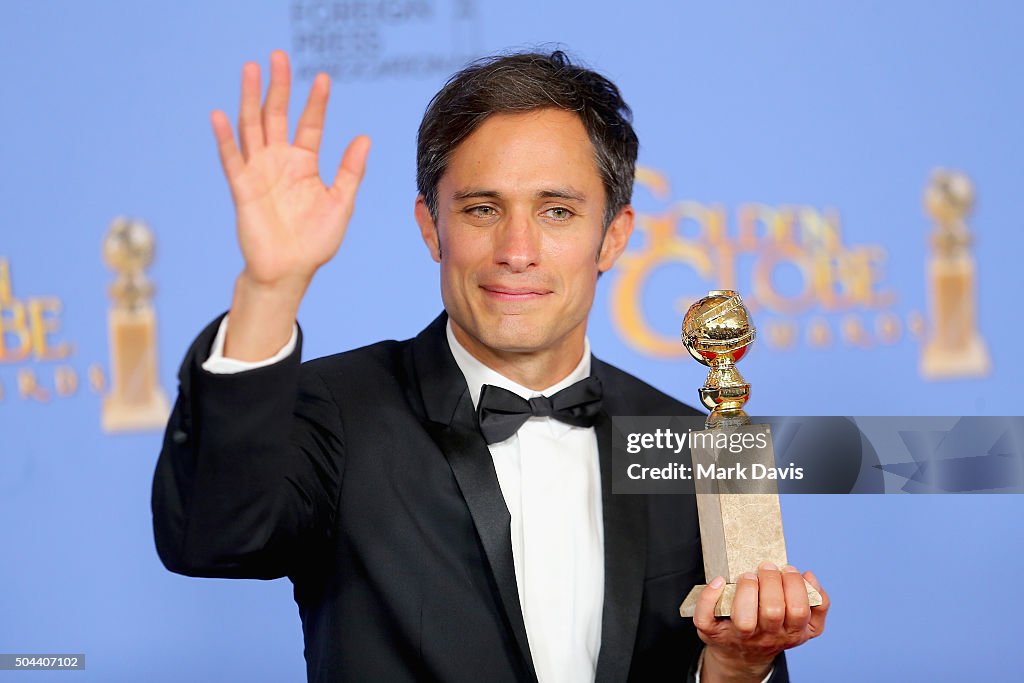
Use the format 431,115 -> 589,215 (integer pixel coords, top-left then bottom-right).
415,195 -> 441,263
597,205 -> 635,272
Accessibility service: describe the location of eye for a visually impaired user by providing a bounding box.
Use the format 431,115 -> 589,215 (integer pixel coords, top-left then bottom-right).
466,205 -> 497,218
544,206 -> 575,221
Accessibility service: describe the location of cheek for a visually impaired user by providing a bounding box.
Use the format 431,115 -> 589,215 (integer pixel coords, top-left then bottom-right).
438,236 -> 486,290
437,260 -> 465,301
550,239 -> 601,288
569,271 -> 599,306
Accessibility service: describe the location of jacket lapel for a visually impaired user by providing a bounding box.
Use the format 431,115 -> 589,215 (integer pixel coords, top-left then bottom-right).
593,358 -> 649,683
412,313 -> 538,682
410,316 -> 649,683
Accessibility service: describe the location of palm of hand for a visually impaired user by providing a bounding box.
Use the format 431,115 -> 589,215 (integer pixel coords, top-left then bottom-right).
232,145 -> 349,285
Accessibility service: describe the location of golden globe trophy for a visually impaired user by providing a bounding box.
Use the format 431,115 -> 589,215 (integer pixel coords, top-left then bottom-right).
920,169 -> 990,379
100,217 -> 170,433
678,290 -> 821,617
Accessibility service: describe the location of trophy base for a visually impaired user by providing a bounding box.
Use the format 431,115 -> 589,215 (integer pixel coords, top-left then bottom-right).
679,579 -> 822,618
920,336 -> 990,379
102,391 -> 170,433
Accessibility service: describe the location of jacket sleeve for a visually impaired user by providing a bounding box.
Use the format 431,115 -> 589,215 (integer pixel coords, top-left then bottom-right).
151,313 -> 344,579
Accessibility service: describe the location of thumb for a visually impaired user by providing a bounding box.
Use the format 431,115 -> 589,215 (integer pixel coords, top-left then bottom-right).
331,135 -> 372,222
692,576 -> 727,633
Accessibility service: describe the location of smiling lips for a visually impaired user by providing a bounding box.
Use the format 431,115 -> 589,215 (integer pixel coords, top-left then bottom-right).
480,285 -> 552,301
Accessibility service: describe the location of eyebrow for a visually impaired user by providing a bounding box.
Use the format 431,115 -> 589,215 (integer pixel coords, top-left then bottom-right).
451,187 -> 588,203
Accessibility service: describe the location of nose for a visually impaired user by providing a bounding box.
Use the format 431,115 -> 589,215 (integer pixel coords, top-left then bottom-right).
493,208 -> 540,272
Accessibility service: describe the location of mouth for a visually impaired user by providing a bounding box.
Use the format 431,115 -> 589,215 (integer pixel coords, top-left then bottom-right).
479,285 -> 552,301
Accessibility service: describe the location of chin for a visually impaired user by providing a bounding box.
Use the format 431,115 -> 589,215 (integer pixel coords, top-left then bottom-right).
475,316 -> 553,353
483,327 -> 547,353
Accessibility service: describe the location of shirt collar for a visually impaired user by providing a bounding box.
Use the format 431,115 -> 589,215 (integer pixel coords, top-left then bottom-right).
445,318 -> 592,412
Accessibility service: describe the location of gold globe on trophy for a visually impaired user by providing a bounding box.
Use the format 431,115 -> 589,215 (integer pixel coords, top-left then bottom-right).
678,290 -> 821,618
681,290 -> 755,429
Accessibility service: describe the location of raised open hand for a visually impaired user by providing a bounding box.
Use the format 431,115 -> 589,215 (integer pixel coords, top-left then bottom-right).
209,51 -> 370,360
211,50 -> 371,292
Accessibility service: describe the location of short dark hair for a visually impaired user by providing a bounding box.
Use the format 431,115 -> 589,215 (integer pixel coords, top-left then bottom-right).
416,49 -> 639,230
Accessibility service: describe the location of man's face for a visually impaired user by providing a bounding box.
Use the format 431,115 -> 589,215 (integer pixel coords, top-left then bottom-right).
416,108 -> 634,364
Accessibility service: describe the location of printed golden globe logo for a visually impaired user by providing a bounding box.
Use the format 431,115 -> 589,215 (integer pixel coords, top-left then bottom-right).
0,218 -> 169,433
919,170 -> 990,379
612,167 -> 990,380
100,218 -> 169,432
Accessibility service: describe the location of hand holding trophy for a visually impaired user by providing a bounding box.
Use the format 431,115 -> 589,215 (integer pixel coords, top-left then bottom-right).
678,291 -> 828,675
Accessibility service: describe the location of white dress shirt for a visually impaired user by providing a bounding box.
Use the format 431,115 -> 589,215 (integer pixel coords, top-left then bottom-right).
445,321 -> 604,683
202,315 -> 772,683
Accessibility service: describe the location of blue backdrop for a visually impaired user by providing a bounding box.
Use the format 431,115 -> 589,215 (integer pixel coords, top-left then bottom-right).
2,1 -> 1022,680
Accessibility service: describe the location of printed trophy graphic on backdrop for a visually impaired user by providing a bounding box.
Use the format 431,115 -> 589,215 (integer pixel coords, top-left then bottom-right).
920,169 -> 991,379
100,217 -> 169,433
678,290 -> 822,617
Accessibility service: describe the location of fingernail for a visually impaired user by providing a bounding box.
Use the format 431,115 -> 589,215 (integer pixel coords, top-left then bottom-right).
709,576 -> 725,589
741,572 -> 757,581
760,561 -> 778,571
782,564 -> 800,573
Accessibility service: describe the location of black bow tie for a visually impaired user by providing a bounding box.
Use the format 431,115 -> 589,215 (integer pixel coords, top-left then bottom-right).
476,376 -> 603,445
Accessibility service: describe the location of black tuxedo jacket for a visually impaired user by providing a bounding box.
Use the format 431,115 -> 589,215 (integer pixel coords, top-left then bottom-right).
152,312 -> 789,682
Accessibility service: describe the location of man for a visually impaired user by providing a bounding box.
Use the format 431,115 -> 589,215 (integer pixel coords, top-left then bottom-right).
152,49 -> 828,682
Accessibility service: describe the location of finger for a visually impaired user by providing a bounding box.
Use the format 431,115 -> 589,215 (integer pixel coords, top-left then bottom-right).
294,73 -> 330,153
238,62 -> 263,159
330,135 -> 372,217
804,571 -> 830,637
692,576 -> 726,634
262,50 -> 291,145
781,564 -> 811,633
210,110 -> 244,182
731,572 -> 759,636
756,562 -> 786,633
